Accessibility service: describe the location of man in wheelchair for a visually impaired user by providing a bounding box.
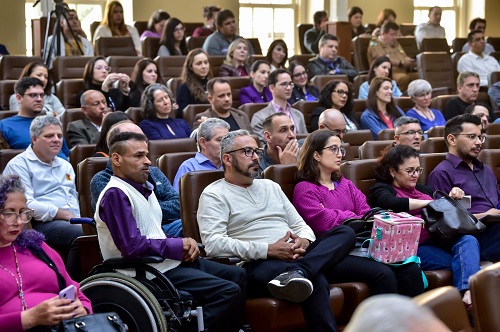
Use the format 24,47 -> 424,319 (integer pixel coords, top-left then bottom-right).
94,124 -> 246,332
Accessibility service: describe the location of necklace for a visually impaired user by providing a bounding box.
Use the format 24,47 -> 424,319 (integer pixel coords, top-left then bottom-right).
414,106 -> 434,121
0,245 -> 28,311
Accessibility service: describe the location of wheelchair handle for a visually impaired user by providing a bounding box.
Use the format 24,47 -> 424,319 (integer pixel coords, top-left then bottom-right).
70,217 -> 94,225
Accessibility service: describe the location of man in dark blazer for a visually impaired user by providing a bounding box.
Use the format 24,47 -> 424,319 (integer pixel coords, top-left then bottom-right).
67,90 -> 110,147
193,77 -> 252,132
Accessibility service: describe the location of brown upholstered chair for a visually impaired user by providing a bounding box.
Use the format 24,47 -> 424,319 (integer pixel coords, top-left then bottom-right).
352,99 -> 367,122
478,149 -> 500,188
141,37 -> 160,59
106,56 -> 143,77
133,21 -> 148,36
430,95 -> 456,113
351,37 -> 371,73
247,38 -> 262,55
469,262 -> 500,332
208,56 -> 225,77
61,108 -> 86,145
420,137 -> 447,153
166,77 -> 183,103
148,138 -> 197,165
182,104 -> 210,128
297,23 -> 313,54
0,149 -> 24,172
311,75 -> 348,91
339,159 -> 377,197
226,76 -> 251,108
0,55 -> 43,80
155,56 -> 187,83
342,129 -> 373,159
288,54 -> 314,67
427,126 -> 445,137
56,79 -> 85,109
451,38 -> 467,53
352,74 -> 367,99
90,21 -> 101,42
125,107 -> 144,124
420,38 -> 450,53
0,81 -> 16,110
249,55 -> 265,65
52,56 -> 94,84
418,152 -> 447,185
76,157 -> 108,227
413,286 -> 473,332
377,129 -> 395,141
358,140 -> 393,160
486,123 -> 500,135
394,97 -> 414,113
157,151 -> 197,184
238,102 -> 268,122
486,37 -> 500,51
451,52 -> 465,83
70,144 -> 96,175
95,36 -> 137,57
397,37 -> 419,59
490,71 -> 500,88
482,134 -> 500,150
0,110 -> 18,121
399,23 -> 416,36
416,52 -> 455,96
183,23 -> 204,37
292,100 -> 321,132
186,36 -> 206,51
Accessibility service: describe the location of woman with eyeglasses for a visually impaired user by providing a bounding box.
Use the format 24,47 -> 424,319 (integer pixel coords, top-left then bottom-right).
219,38 -> 251,78
361,77 -> 404,139
157,18 -> 188,57
405,79 -> 446,132
310,80 -> 358,132
288,61 -> 319,104
264,39 -> 288,72
239,60 -> 272,105
0,175 -> 92,331
358,56 -> 402,100
294,130 -> 425,297
78,56 -> 130,111
369,144 -> 477,308
9,62 -> 65,117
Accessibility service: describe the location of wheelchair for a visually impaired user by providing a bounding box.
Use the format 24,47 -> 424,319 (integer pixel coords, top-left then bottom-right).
74,218 -> 206,332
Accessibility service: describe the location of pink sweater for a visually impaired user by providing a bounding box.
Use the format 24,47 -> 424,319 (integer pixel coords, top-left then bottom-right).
293,177 -> 371,236
0,243 -> 92,331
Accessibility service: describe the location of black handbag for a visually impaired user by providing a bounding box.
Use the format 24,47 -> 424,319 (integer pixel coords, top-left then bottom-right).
421,190 -> 486,239
55,312 -> 127,332
343,207 -> 386,248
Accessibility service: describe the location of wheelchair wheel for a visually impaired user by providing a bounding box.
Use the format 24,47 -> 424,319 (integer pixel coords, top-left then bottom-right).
81,272 -> 168,332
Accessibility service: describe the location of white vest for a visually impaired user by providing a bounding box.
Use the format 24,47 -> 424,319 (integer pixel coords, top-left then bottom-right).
95,176 -> 180,277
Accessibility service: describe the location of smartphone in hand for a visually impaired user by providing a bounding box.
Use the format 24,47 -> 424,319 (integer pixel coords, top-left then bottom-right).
59,285 -> 76,302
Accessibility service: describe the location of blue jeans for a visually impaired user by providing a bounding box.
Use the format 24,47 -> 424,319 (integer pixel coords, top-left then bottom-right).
475,223 -> 500,262
162,219 -> 183,237
417,235 -> 480,291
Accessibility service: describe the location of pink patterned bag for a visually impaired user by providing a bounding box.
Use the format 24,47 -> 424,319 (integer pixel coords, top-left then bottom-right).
366,211 -> 424,264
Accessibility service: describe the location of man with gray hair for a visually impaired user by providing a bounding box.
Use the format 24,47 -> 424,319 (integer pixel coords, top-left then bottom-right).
3,115 -> 83,279
173,118 -> 229,192
443,71 -> 483,120
67,89 -> 110,148
394,116 -> 424,151
198,129 -> 355,332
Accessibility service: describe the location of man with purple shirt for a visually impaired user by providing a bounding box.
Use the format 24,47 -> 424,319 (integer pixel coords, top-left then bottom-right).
94,127 -> 246,332
427,114 -> 500,261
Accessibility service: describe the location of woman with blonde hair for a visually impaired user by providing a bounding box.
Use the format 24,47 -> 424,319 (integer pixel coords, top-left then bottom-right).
219,38 -> 251,77
94,1 -> 141,55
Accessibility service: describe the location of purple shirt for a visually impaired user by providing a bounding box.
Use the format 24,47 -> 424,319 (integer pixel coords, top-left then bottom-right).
427,153 -> 500,214
293,177 -> 370,236
98,176 -> 183,260
140,30 -> 161,39
239,84 -> 272,105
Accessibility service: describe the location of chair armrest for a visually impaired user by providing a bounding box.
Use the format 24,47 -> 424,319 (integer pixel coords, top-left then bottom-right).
206,256 -> 242,265
103,256 -> 165,265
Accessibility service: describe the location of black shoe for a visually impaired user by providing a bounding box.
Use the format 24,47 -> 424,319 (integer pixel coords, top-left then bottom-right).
267,270 -> 313,303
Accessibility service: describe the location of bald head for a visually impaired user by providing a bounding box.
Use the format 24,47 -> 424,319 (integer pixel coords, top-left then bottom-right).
318,109 -> 347,139
106,122 -> 143,149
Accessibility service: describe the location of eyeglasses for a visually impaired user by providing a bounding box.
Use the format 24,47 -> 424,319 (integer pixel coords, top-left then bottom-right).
292,71 -> 307,78
397,130 -> 424,136
399,167 -> 424,176
226,147 -> 264,159
323,144 -> 346,156
24,93 -> 44,99
174,27 -> 186,32
276,82 -> 294,89
323,124 -> 348,136
332,89 -> 348,96
0,209 -> 34,226
454,133 -> 486,143
95,65 -> 111,71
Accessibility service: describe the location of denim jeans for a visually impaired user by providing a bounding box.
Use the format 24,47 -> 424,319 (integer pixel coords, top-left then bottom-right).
417,235 -> 480,291
162,219 -> 183,237
475,223 -> 500,262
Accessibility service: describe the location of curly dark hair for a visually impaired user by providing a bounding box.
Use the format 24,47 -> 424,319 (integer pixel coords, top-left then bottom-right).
375,145 -> 420,184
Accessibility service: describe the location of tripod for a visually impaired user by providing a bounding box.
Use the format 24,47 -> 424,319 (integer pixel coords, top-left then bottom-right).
42,0 -> 84,67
